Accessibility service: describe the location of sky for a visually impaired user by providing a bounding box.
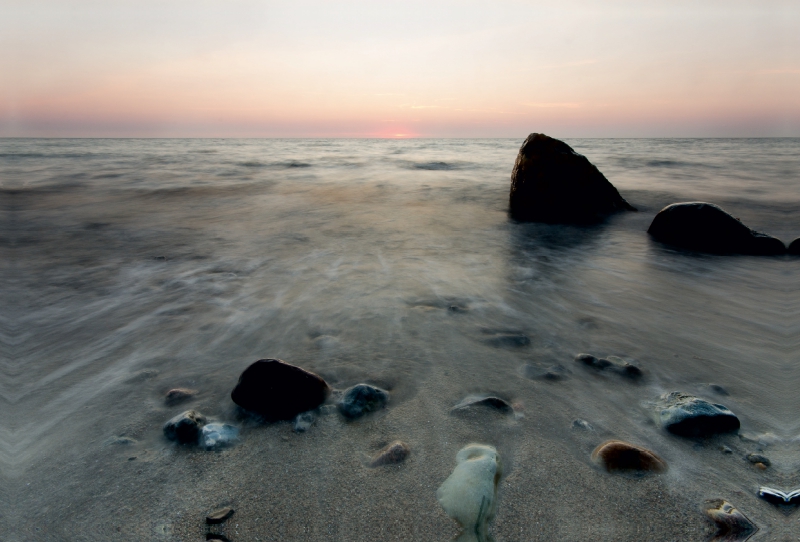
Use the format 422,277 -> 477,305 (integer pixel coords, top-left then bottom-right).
1,0 -> 799,138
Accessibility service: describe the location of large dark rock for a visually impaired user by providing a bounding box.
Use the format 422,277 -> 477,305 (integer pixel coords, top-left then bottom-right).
648,202 -> 786,255
656,392 -> 740,437
509,133 -> 635,222
789,238 -> 800,255
231,359 -> 330,421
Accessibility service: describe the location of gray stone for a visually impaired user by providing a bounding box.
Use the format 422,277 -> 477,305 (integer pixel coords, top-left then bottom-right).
206,507 -> 235,524
201,423 -> 239,450
656,392 -> 740,437
165,388 -> 197,406
648,202 -> 785,255
292,411 -> 316,433
338,384 -> 389,419
369,441 -> 410,467
452,395 -> 512,414
746,453 -> 770,467
574,354 -> 642,378
509,133 -> 635,223
163,410 -> 207,445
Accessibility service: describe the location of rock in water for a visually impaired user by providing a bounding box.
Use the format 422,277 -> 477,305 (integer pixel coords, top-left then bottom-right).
656,392 -> 740,437
436,444 -> 502,542
370,441 -> 411,467
704,499 -> 758,542
647,202 -> 786,255
165,388 -> 197,406
509,133 -> 635,223
201,423 -> 239,450
292,411 -> 316,433
789,238 -> 800,255
451,395 -> 513,413
591,440 -> 667,473
230,359 -> 330,421
163,410 -> 207,445
338,384 -> 389,419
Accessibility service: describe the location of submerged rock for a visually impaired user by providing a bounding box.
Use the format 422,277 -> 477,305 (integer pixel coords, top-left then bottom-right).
338,384 -> 389,419
163,410 -> 207,445
704,499 -> 758,542
509,133 -> 635,223
574,353 -> 642,378
436,444 -> 502,542
656,392 -> 740,437
165,388 -> 197,406
201,423 -> 239,450
648,202 -> 785,255
292,411 -> 316,433
572,419 -> 594,431
369,441 -> 411,467
789,238 -> 800,255
451,395 -> 513,414
230,359 -> 330,421
592,440 -> 666,473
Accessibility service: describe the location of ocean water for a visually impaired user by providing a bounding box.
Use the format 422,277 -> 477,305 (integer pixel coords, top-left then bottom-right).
1,138 -> 799,540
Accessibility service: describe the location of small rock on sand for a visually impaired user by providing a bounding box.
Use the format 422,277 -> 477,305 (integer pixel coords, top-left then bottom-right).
656,392 -> 740,437
746,453 -> 770,467
201,423 -> 239,450
165,388 -> 197,406
163,410 -> 207,445
206,507 -> 235,524
338,384 -> 389,419
591,440 -> 667,473
292,411 -> 316,433
230,359 -> 330,421
370,441 -> 410,467
451,395 -> 512,413
572,419 -> 594,431
704,499 -> 758,541
574,353 -> 642,378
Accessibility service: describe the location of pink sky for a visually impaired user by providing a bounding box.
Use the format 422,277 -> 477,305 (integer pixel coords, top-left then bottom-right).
2,0 -> 799,137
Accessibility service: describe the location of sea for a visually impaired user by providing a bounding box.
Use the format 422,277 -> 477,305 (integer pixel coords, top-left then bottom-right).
1,138 -> 798,540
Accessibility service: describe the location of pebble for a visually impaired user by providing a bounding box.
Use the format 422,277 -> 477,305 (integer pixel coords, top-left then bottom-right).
369,441 -> 410,467
572,419 -> 594,431
338,384 -> 389,419
230,359 -> 330,421
574,353 -> 642,378
704,499 -> 757,541
746,453 -> 770,467
292,411 -> 316,433
655,391 -> 740,437
163,410 -> 207,445
721,445 -> 733,454
436,444 -> 501,540
201,423 -> 239,450
591,440 -> 667,473
206,507 -> 235,524
165,388 -> 197,406
451,395 -> 512,413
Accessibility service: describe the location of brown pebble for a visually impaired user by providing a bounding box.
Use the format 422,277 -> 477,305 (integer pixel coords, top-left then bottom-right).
206,507 -> 235,524
370,441 -> 410,467
591,440 -> 667,473
754,462 -> 767,470
165,388 -> 197,405
704,499 -> 757,541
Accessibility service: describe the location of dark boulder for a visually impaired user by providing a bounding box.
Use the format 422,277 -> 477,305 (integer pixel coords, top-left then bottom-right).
338,384 -> 389,419
231,359 -> 330,421
163,410 -> 207,444
648,202 -> 785,255
656,392 -> 740,437
509,133 -> 635,222
789,238 -> 800,255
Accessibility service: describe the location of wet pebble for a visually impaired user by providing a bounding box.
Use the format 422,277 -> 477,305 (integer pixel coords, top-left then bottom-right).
574,353 -> 642,378
165,388 -> 197,406
292,411 -> 316,433
201,423 -> 239,450
522,363 -> 568,381
704,499 -> 757,541
338,384 -> 389,419
369,441 -> 410,467
656,391 -> 740,437
746,453 -> 770,467
572,419 -> 594,431
591,440 -> 667,473
163,410 -> 207,445
206,507 -> 235,524
451,395 -> 512,413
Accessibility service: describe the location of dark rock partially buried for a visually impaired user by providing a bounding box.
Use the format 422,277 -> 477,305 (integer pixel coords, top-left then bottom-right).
591,440 -> 667,473
231,359 -> 330,421
647,202 -> 786,255
509,133 -> 636,223
656,392 -> 740,437
338,384 -> 389,420
789,238 -> 800,255
163,410 -> 207,445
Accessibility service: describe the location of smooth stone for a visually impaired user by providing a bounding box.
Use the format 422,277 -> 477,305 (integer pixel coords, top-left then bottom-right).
656,392 -> 740,437
163,410 -> 207,445
201,423 -> 239,450
704,499 -> 758,542
746,453 -> 770,467
648,202 -> 785,255
165,388 -> 197,406
591,440 -> 667,473
509,133 -> 635,223
789,238 -> 800,255
206,507 -> 235,524
721,446 -> 733,454
230,359 -> 330,421
369,441 -> 410,467
436,444 -> 502,542
292,411 -> 316,433
452,395 -> 513,413
338,384 -> 389,419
